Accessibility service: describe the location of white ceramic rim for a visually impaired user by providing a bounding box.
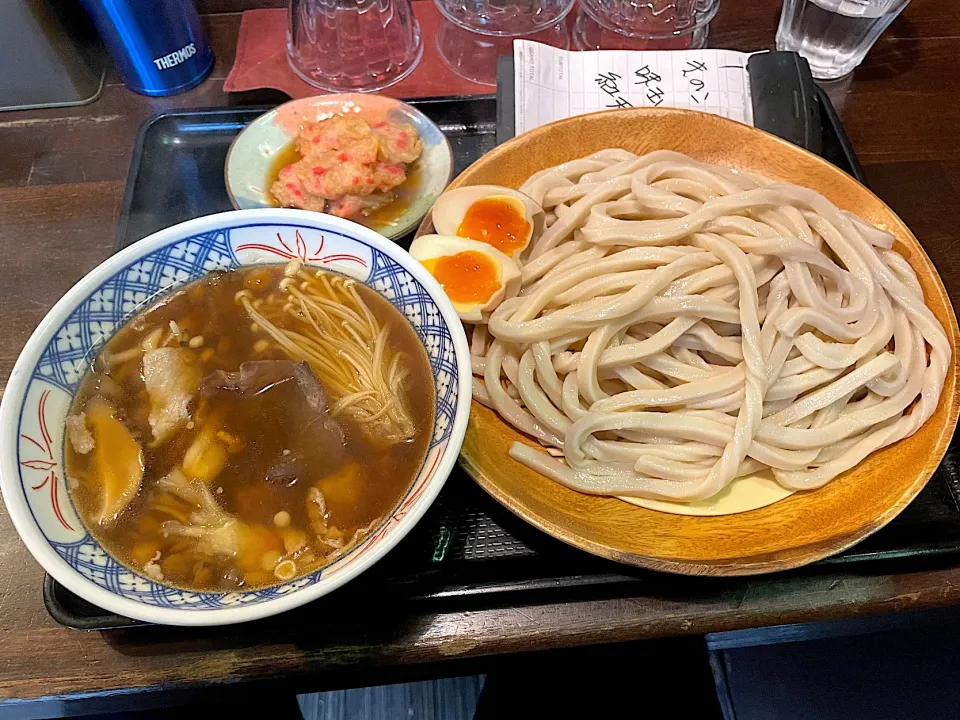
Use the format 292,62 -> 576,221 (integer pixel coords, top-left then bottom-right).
0,208 -> 473,626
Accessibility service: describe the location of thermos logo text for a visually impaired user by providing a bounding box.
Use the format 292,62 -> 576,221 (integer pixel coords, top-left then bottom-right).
152,42 -> 198,70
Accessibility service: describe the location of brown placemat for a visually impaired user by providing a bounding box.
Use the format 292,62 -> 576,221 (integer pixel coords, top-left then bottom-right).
224,7 -> 493,98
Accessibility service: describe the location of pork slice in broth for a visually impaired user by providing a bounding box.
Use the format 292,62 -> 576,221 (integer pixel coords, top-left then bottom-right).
200,361 -> 346,488
142,348 -> 201,445
158,468 -> 248,558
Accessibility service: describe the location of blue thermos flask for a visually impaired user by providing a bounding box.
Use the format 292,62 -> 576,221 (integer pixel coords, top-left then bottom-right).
78,0 -> 214,97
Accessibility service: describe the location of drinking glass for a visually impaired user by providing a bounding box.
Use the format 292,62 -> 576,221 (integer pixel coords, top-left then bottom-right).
288,0 -> 423,92
776,0 -> 911,80
436,17 -> 569,85
578,0 -> 718,48
434,0 -> 575,36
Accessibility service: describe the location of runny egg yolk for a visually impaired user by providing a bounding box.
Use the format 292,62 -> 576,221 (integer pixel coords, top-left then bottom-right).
422,251 -> 501,305
456,197 -> 530,256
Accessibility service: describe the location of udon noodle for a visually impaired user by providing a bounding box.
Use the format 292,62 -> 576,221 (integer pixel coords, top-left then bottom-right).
469,150 -> 951,502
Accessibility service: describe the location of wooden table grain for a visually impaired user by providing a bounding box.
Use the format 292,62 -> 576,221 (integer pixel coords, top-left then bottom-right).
2,0 -> 960,712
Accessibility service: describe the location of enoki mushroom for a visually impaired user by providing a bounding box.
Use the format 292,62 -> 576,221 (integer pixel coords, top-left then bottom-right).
472,149 -> 951,502
236,261 -> 415,444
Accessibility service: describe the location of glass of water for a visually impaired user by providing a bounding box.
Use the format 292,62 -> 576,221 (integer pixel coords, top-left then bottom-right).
288,0 -> 423,92
434,0 -> 575,36
578,0 -> 719,48
776,0 -> 910,80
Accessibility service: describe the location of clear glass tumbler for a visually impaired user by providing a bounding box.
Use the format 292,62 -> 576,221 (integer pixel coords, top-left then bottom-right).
288,0 -> 423,92
776,0 -> 911,80
434,0 -> 576,36
437,18 -> 569,85
578,0 -> 719,45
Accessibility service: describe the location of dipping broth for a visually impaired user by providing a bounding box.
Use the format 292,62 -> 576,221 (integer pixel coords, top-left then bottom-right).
65,264 -> 435,591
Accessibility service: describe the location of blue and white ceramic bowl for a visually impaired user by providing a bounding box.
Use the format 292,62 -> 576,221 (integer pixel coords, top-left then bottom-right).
0,209 -> 472,626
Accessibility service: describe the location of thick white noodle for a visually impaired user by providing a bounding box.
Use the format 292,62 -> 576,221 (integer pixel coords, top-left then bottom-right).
467,150 -> 951,502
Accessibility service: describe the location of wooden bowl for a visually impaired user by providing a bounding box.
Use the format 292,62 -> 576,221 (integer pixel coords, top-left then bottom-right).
416,107 -> 960,576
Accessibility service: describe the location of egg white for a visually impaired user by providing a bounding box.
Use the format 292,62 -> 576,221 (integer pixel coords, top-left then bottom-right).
431,185 -> 543,259
410,234 -> 521,323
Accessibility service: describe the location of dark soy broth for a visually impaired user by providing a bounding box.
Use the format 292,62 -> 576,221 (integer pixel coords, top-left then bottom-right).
65,265 -> 434,591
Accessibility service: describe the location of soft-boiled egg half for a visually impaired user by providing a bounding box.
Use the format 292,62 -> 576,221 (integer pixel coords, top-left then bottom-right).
410,235 -> 521,323
431,185 -> 543,259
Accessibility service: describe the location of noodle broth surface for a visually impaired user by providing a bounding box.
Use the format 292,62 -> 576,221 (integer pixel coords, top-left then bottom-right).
65,265 -> 434,591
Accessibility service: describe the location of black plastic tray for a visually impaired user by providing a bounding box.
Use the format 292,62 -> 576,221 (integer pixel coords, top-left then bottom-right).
46,92 -> 960,630
114,96 -> 501,249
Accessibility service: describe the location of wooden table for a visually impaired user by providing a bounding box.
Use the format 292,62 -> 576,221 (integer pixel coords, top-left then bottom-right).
2,0 -> 960,714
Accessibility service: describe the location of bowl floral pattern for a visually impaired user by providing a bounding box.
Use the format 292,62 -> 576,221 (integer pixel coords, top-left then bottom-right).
1,209 -> 471,625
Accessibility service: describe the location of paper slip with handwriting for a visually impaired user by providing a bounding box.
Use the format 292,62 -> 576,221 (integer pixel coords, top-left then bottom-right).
514,41 -> 754,135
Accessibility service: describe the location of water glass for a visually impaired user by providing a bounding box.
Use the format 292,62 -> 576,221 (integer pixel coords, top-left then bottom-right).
437,18 -> 569,85
776,0 -> 911,80
578,0 -> 718,46
434,0 -> 576,36
288,0 -> 423,92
